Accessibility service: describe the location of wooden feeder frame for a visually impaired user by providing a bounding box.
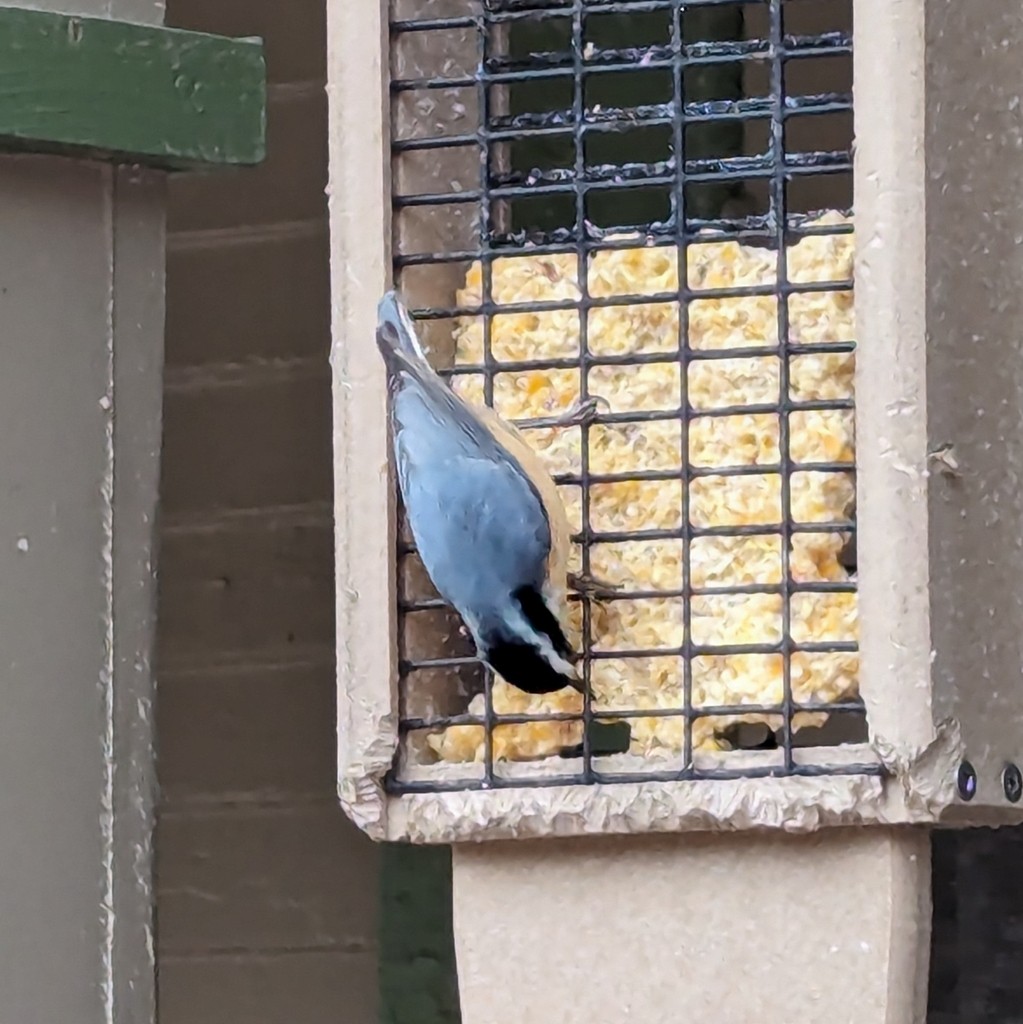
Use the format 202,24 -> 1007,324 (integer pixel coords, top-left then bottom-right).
327,0 -> 1023,845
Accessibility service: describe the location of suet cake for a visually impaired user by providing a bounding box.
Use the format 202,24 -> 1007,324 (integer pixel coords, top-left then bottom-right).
421,212 -> 857,765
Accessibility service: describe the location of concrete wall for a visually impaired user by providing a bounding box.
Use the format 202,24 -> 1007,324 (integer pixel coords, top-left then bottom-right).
154,1 -> 380,1021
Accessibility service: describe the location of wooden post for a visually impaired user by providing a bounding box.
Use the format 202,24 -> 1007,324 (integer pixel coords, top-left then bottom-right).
0,2 -> 265,1021
453,829 -> 932,1024
0,135 -> 166,1024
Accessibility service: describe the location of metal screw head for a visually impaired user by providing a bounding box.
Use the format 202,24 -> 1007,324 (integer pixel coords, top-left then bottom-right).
1003,764 -> 1023,804
957,760 -> 977,801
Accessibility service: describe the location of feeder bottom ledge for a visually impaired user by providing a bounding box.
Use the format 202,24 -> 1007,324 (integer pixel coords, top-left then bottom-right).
452,827 -> 930,1024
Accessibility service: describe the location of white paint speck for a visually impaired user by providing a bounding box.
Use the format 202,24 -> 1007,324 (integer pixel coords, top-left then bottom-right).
16,536 -> 29,552
98,395 -> 112,411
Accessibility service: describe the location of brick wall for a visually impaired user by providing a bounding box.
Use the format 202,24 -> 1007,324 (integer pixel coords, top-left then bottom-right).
154,2 -> 380,1021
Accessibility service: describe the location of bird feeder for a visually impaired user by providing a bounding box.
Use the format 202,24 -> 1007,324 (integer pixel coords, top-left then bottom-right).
327,1 -> 1023,1021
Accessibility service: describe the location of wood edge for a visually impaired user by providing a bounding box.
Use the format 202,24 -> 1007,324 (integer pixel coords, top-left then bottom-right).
383,764 -> 929,844
883,826 -> 933,1024
852,0 -> 937,753
326,0 -> 396,842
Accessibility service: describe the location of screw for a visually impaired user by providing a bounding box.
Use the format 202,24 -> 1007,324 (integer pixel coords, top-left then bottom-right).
957,760 -> 977,801
1003,764 -> 1022,804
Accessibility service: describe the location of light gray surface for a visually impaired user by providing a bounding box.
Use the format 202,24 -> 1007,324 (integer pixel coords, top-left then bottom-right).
924,1 -> 1023,806
0,155 -> 164,1021
454,830 -> 931,1024
110,166 -> 166,1024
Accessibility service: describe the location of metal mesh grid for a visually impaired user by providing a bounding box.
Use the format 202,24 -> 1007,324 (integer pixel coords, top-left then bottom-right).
386,0 -> 880,794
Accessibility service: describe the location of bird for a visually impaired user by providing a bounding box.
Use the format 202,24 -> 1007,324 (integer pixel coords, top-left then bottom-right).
376,290 -> 618,696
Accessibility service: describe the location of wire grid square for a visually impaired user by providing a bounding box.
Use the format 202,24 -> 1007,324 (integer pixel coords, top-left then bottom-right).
387,0 -> 877,794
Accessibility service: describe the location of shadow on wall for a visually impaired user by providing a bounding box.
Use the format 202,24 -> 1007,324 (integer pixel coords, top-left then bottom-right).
928,828 -> 1023,1023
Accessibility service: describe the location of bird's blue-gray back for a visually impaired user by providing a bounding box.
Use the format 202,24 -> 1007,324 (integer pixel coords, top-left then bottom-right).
391,378 -> 552,618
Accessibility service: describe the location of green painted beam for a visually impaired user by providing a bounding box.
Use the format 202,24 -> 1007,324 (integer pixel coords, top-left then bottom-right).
0,7 -> 265,169
380,844 -> 461,1024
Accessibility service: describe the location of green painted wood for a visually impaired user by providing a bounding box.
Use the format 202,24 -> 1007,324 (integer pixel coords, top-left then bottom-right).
379,843 -> 461,1024
0,7 -> 265,168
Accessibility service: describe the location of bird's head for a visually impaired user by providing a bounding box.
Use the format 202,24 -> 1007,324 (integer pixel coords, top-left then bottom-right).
477,586 -> 584,696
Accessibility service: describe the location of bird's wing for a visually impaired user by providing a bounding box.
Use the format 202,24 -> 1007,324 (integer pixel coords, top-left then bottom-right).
396,445 -> 552,615
387,350 -> 519,463
473,402 -> 573,595
384,336 -> 572,597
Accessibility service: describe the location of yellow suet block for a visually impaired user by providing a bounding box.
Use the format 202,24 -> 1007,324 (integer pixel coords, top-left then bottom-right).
428,212 -> 857,764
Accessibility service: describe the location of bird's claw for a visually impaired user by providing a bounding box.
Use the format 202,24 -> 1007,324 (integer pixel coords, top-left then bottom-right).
563,395 -> 611,428
568,571 -> 623,600
516,396 -> 611,431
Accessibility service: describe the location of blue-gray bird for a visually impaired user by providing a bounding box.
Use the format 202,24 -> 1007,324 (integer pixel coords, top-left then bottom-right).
376,291 -> 613,696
